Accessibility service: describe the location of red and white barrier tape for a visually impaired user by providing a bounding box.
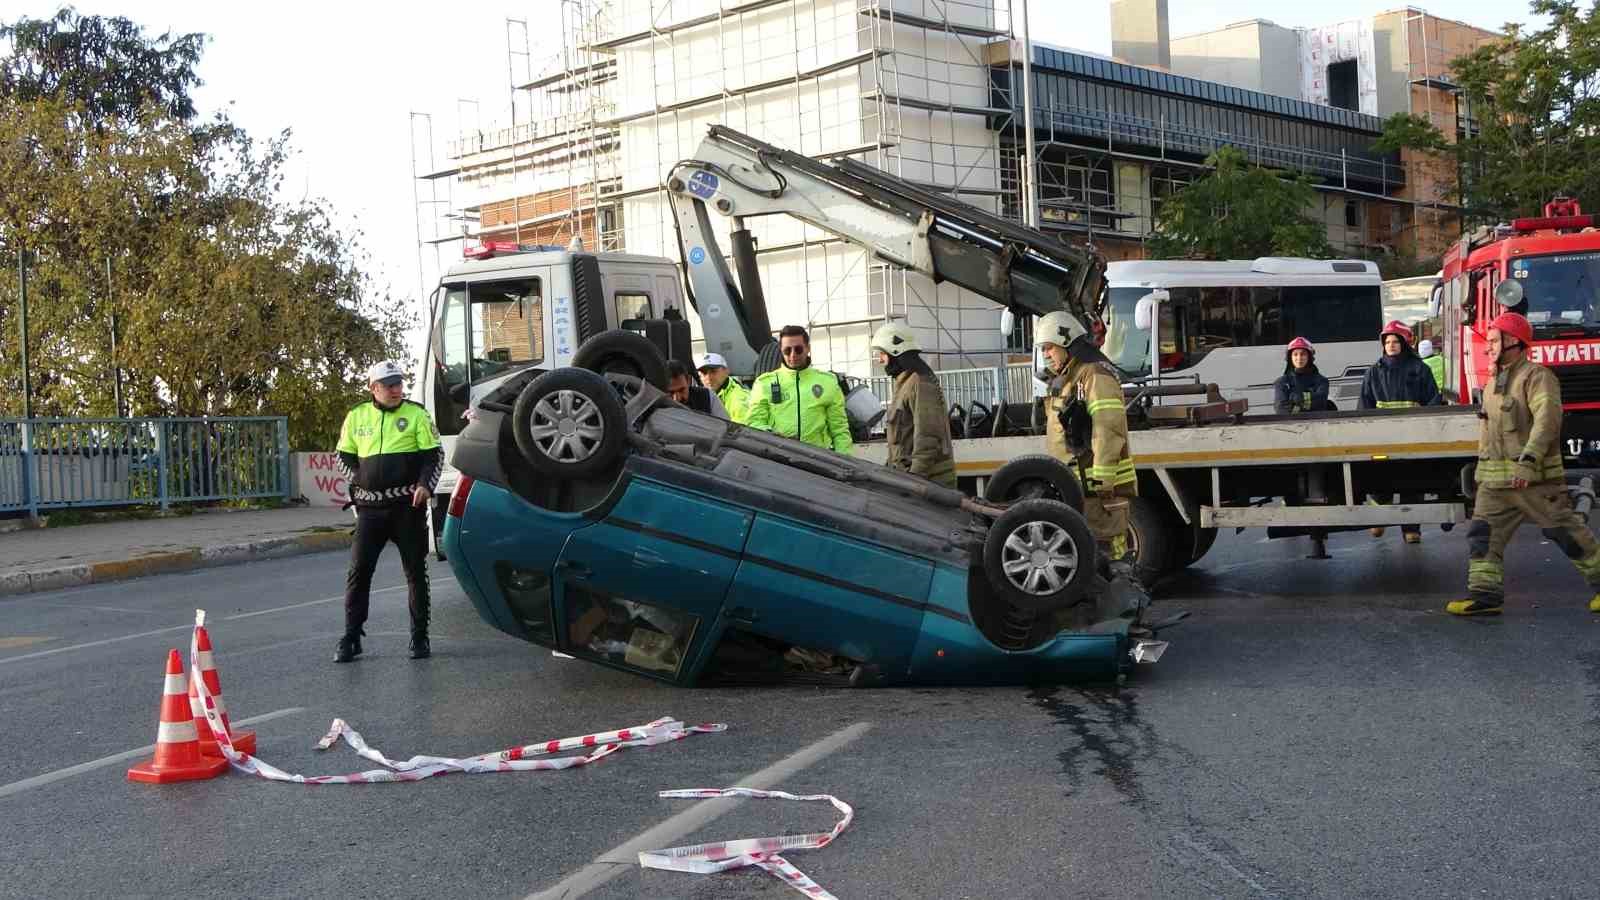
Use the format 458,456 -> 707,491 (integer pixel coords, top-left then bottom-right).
639,787 -> 853,899
186,610 -> 724,784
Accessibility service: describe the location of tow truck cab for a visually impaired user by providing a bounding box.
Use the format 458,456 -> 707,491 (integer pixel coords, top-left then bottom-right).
418,241 -> 688,519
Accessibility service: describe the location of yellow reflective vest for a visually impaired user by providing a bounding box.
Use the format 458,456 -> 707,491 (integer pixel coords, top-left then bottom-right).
746,365 -> 853,454
716,378 -> 751,425
1045,357 -> 1136,495
1476,355 -> 1565,487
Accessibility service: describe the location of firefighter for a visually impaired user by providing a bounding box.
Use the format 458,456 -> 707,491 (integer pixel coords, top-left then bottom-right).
1450,312 -> 1600,616
1360,320 -> 1441,544
1273,337 -> 1332,414
870,321 -> 955,488
1038,311 -> 1138,584
746,325 -> 853,454
695,352 -> 750,424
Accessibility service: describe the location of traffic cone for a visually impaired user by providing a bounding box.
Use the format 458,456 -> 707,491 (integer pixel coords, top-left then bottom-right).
127,650 -> 229,784
188,623 -> 255,757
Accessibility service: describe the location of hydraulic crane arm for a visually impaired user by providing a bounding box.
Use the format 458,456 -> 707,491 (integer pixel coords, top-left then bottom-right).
666,125 -> 1106,375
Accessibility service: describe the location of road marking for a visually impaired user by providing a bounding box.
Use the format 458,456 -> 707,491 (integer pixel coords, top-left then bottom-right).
525,721 -> 872,900
0,585 -> 405,666
0,707 -> 306,800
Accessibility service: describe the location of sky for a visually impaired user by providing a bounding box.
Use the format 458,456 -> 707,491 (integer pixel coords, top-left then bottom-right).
1,0 -> 1550,345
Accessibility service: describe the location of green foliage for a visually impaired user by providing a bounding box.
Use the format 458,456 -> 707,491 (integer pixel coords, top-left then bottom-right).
1375,0 -> 1600,219
0,9 -> 410,450
1146,146 -> 1334,261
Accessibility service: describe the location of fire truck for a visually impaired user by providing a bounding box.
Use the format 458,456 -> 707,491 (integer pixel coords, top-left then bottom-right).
1438,197 -> 1600,463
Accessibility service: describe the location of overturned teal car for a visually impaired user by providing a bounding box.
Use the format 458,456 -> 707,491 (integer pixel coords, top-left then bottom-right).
442,349 -> 1172,687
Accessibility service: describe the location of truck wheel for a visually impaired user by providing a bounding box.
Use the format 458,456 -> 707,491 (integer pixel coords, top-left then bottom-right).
1125,496 -> 1176,583
511,368 -> 626,478
1160,519 -> 1216,573
572,329 -> 669,390
1186,525 -> 1218,566
982,499 -> 1095,612
985,454 -> 1085,513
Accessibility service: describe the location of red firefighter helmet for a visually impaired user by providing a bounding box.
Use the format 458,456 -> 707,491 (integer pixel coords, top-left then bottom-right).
1286,337 -> 1315,355
1380,320 -> 1414,346
1489,312 -> 1534,348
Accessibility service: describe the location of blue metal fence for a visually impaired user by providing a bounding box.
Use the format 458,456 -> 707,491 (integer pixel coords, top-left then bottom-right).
0,417 -> 289,516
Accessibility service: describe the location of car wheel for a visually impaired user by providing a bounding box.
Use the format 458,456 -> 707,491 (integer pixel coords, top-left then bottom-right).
984,454 -> 1085,513
511,368 -> 626,478
571,329 -> 669,390
982,499 -> 1094,612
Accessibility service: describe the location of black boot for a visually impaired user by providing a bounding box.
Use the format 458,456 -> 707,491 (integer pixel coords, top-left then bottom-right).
409,632 -> 431,659
334,634 -> 363,664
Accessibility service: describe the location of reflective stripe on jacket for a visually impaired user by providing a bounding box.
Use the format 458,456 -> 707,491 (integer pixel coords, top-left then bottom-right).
1359,352 -> 1440,410
884,366 -> 955,487
1476,355 -> 1565,486
746,365 -> 853,454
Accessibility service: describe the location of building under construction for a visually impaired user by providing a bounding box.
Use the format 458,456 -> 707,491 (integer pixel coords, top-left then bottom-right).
413,1 -> 1498,377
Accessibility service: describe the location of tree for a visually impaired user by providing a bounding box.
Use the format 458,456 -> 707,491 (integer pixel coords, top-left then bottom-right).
1375,0 -> 1600,219
0,11 -> 409,450
1146,147 -> 1334,260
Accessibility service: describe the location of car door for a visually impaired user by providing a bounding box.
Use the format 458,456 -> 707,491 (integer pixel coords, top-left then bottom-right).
722,514 -> 933,674
552,477 -> 750,682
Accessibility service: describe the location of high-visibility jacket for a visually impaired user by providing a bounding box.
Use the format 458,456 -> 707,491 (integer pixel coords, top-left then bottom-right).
746,365 -> 853,454
1476,354 -> 1565,487
884,364 -> 956,487
1424,354 -> 1446,392
1045,356 -> 1136,495
716,378 -> 751,424
336,399 -> 443,506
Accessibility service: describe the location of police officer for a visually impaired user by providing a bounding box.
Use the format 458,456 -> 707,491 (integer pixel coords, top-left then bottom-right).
871,321 -> 955,488
695,352 -> 750,424
1419,339 -> 1446,392
746,325 -> 853,454
1450,313 -> 1600,616
1038,311 -> 1138,582
334,361 -> 444,662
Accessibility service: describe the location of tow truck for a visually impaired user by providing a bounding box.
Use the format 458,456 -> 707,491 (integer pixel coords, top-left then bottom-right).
1437,197 -> 1600,465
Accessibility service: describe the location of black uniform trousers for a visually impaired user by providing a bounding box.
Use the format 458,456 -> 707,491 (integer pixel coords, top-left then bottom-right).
344,502 -> 430,638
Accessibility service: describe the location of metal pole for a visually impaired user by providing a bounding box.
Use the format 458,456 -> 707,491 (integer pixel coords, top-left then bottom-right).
107,256 -> 123,418
1018,0 -> 1039,228
18,249 -> 31,420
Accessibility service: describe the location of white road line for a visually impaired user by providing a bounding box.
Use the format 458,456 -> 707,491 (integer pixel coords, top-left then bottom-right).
0,707 -> 306,800
0,585 -> 405,666
525,721 -> 872,900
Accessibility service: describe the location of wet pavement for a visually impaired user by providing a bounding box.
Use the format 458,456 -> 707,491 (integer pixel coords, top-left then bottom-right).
1,521 -> 1597,899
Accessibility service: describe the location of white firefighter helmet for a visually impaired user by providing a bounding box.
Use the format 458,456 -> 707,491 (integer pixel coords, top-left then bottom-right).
870,321 -> 920,357
1034,311 -> 1090,350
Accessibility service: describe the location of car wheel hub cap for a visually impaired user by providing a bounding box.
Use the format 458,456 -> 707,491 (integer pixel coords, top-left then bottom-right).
528,389 -> 605,463
1000,520 -> 1078,596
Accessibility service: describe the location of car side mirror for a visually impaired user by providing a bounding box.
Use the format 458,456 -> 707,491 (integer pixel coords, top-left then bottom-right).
1134,290 -> 1167,331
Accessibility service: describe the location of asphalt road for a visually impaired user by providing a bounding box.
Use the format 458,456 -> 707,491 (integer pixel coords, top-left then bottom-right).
1,525 -> 1598,900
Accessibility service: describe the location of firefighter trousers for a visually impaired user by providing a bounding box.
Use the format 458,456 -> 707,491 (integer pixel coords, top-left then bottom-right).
345,503 -> 431,638
1085,495 -> 1130,562
1466,482 -> 1600,604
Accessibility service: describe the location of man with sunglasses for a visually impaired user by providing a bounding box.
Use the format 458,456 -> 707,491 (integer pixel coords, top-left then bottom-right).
746,325 -> 853,455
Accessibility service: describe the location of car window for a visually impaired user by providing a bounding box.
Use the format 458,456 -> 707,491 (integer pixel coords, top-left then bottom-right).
562,584 -> 698,678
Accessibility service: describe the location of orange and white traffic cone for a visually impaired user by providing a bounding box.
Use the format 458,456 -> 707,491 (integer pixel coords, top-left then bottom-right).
127,650 -> 229,784
188,623 -> 256,757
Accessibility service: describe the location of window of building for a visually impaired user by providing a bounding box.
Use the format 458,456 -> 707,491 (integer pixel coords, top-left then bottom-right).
1005,313 -> 1033,352
1328,60 -> 1360,111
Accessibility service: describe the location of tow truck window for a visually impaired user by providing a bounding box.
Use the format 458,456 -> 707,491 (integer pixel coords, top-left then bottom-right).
1511,252 -> 1600,326
437,278 -> 544,396
614,291 -> 652,322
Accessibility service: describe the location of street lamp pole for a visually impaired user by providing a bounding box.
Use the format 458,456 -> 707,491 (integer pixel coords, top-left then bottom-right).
1018,0 -> 1039,229
18,249 -> 31,419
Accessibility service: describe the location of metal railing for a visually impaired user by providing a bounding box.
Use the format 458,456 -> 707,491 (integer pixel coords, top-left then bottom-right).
864,363 -> 1039,411
0,417 -> 290,516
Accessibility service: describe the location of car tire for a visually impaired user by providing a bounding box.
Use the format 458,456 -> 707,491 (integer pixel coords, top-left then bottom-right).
571,329 -> 669,390
511,368 -> 626,478
984,454 -> 1085,513
982,498 -> 1095,612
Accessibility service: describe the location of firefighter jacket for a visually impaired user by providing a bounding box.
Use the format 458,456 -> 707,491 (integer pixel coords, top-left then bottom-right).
716,377 -> 751,424
747,364 -> 854,454
884,361 -> 956,488
1475,354 -> 1565,487
1273,367 -> 1331,414
1045,357 -> 1136,496
1359,351 -> 1441,409
336,399 -> 444,507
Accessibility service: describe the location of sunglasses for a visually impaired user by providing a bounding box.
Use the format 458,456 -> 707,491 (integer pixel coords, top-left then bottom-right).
780,346 -> 807,356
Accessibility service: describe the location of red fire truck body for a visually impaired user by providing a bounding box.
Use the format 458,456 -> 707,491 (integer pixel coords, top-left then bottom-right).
1439,198 -> 1600,461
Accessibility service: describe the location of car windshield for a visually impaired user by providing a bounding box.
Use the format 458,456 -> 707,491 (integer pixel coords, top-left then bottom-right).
1100,286 -> 1154,377
1512,251 -> 1600,326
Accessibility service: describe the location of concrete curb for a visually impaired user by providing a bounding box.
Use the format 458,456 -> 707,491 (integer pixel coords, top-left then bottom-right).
0,528 -> 354,599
